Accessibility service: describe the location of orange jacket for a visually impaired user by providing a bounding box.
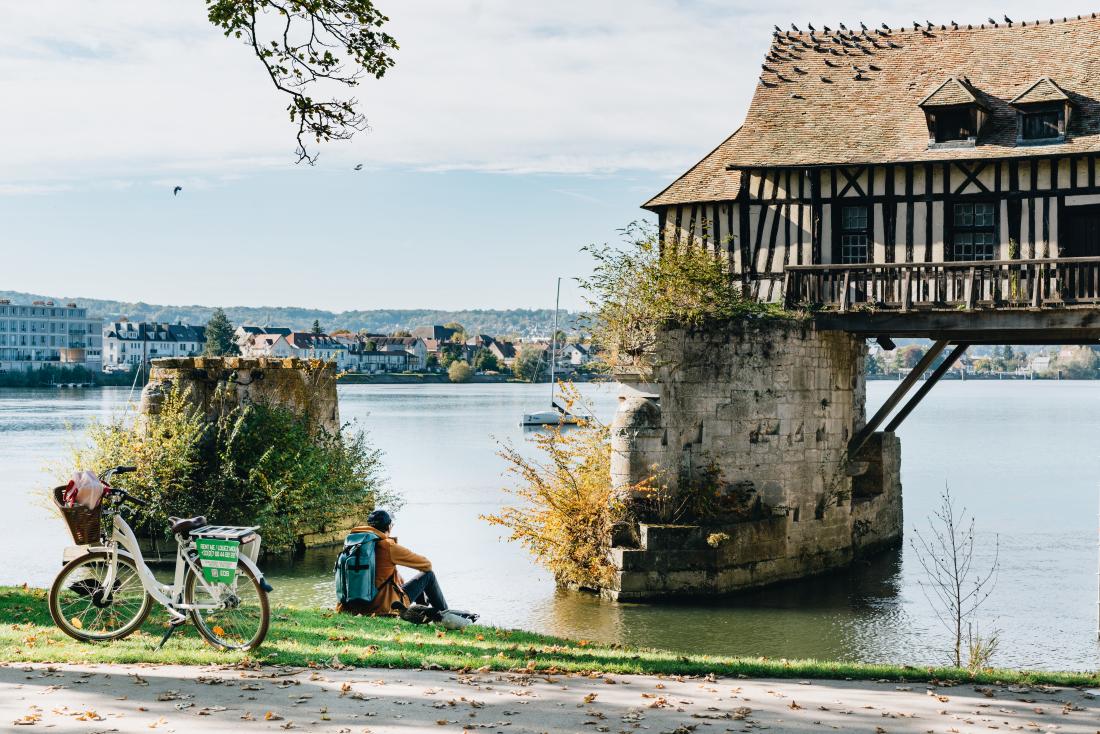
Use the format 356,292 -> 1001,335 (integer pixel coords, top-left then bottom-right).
337,525 -> 432,616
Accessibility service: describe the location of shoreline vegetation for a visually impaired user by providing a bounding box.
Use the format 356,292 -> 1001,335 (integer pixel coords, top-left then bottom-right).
1,587 -> 1095,687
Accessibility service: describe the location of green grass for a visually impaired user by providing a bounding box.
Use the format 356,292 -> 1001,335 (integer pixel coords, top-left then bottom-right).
1,586 -> 1096,686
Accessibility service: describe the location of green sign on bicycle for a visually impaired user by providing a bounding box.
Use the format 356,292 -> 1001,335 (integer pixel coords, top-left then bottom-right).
196,538 -> 239,584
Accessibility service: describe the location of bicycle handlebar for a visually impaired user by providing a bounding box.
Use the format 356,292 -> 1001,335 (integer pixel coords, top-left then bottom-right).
112,488 -> 148,508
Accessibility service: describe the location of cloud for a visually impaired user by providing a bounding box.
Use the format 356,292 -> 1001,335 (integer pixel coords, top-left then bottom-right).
4,0 -> 1100,186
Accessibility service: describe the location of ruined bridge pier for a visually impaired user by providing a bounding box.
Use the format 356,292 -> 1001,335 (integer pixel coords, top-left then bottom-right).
606,320 -> 902,601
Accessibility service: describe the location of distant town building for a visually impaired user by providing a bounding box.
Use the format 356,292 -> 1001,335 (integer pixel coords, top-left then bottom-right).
371,336 -> 429,370
0,299 -> 102,373
413,325 -> 458,342
239,332 -> 295,359
560,342 -> 592,366
234,325 -> 292,351
489,340 -> 517,367
102,321 -> 206,371
285,332 -> 349,368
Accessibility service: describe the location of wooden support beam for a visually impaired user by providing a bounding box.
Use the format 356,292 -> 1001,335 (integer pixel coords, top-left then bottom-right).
849,340 -> 948,456
884,343 -> 970,433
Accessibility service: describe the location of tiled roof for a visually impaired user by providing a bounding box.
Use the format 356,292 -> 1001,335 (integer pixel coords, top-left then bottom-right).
918,77 -> 979,107
643,129 -> 743,209
722,14 -> 1100,168
1010,76 -> 1070,105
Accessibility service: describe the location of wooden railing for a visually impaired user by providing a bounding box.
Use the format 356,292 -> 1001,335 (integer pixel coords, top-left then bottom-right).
783,257 -> 1100,312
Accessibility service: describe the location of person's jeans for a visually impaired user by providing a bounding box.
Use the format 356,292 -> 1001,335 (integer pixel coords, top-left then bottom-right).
402,570 -> 448,611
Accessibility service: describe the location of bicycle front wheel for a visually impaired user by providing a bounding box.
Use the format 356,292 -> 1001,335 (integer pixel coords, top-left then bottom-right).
184,560 -> 269,651
48,551 -> 152,642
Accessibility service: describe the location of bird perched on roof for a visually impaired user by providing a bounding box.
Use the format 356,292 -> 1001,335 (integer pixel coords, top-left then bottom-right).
1004,15 -> 1012,24
761,63 -> 777,72
820,76 -> 833,83
824,58 -> 838,66
792,65 -> 807,74
777,73 -> 792,82
868,64 -> 881,71
173,186 -> 182,196
951,20 -> 958,27
839,22 -> 848,30
860,21 -> 868,30
881,22 -> 890,30
791,23 -> 800,31
774,24 -> 782,32
823,25 -> 831,33
988,17 -> 998,25
912,21 -> 920,29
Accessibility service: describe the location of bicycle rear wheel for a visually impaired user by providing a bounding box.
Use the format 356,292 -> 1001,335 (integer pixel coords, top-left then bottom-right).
48,551 -> 152,642
184,561 -> 269,651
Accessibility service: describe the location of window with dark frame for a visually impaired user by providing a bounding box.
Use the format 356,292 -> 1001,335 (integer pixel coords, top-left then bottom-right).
952,202 -> 997,261
1018,105 -> 1064,141
933,107 -> 977,143
839,205 -> 870,264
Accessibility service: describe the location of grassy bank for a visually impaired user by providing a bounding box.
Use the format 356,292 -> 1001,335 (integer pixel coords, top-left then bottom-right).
1,587 -> 1095,686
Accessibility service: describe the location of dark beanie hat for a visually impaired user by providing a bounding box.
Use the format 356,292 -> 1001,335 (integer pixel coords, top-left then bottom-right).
368,509 -> 392,532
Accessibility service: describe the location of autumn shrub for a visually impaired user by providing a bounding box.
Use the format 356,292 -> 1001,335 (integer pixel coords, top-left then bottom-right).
447,360 -> 473,383
578,221 -> 791,376
68,385 -> 396,553
484,388 -> 647,590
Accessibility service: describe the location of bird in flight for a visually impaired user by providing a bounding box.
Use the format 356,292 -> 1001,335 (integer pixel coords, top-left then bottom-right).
354,163 -> 363,171
173,186 -> 182,196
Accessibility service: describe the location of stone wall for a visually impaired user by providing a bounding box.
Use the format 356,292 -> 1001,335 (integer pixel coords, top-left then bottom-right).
606,320 -> 902,600
140,357 -> 340,433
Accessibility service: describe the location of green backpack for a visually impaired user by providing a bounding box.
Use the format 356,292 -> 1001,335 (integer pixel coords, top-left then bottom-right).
334,531 -> 380,605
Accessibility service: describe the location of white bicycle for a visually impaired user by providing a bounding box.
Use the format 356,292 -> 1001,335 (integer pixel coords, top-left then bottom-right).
48,466 -> 273,651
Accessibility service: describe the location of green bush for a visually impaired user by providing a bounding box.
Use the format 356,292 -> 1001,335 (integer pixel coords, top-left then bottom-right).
69,386 -> 396,553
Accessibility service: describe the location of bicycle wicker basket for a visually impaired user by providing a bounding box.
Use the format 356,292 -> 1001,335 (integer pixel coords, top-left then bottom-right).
53,485 -> 103,545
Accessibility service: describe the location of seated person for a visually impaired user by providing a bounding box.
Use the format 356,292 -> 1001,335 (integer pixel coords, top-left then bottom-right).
338,509 -> 448,616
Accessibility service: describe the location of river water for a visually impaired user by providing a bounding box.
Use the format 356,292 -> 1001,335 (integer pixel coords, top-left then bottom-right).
1,381 -> 1098,671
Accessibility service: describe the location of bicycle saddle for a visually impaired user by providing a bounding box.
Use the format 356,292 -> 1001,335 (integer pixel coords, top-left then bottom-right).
169,516 -> 207,535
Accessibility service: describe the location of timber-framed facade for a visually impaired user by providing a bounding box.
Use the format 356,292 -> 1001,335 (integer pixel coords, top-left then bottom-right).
644,13 -> 1100,343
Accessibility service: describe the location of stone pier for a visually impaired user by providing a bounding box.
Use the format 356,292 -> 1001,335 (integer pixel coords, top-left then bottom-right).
140,356 -> 340,433
607,320 -> 901,600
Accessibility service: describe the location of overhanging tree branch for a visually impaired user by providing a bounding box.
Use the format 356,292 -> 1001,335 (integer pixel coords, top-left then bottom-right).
207,0 -> 398,164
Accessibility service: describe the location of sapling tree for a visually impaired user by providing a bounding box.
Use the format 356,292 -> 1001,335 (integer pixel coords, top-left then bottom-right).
910,486 -> 1000,668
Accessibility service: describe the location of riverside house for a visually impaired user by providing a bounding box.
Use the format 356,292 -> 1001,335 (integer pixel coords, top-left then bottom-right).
645,13 -> 1100,332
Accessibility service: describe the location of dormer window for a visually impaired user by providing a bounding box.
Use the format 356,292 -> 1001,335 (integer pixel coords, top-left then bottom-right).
932,106 -> 977,143
1010,78 -> 1073,145
918,77 -> 988,149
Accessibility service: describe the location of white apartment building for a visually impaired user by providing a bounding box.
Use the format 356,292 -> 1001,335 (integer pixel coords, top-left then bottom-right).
102,321 -> 205,371
0,299 -> 102,372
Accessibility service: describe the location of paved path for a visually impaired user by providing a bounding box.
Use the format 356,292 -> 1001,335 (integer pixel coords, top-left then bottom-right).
1,662 -> 1097,733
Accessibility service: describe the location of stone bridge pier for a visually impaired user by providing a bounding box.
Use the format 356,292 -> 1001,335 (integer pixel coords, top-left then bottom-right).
606,320 -> 901,600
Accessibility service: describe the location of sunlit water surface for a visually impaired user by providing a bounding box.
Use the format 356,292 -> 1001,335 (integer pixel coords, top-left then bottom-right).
1,381 -> 1097,670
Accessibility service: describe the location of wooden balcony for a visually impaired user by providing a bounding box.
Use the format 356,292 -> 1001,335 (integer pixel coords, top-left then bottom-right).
783,257 -> 1100,342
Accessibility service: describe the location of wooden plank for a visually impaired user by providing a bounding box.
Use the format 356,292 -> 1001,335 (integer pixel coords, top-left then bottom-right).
1042,196 -> 1051,258
924,163 -> 933,261
884,165 -> 895,263
810,169 -> 822,264
849,340 -> 949,455
796,173 -> 805,265
905,165 -> 915,262
884,344 -> 970,433
738,177 -> 751,284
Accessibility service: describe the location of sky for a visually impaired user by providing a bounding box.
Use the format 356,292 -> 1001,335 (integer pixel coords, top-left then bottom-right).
4,1 -> 1099,312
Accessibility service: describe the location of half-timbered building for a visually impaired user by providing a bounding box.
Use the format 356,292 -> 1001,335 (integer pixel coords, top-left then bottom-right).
645,13 -> 1100,342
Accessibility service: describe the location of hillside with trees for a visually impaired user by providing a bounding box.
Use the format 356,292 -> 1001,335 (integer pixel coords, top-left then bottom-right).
0,290 -> 580,337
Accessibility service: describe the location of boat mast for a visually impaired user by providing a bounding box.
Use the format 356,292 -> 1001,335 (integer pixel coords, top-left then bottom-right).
550,277 -> 560,406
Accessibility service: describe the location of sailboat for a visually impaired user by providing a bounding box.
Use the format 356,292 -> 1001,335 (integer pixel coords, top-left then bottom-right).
520,277 -> 583,427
